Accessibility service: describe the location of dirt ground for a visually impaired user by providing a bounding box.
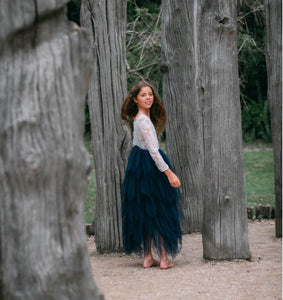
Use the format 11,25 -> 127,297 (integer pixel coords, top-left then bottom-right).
87,220 -> 282,300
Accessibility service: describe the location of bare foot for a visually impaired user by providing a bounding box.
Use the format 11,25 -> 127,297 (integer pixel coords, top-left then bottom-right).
143,258 -> 160,268
160,260 -> 174,269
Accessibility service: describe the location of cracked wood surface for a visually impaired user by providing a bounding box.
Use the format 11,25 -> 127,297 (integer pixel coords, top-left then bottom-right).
80,0 -> 131,253
0,1 -> 103,299
264,0 -> 282,238
161,0 -> 251,259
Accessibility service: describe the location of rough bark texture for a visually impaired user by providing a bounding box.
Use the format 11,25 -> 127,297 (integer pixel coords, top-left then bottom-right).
264,0 -> 282,238
199,0 -> 251,259
80,0 -> 131,252
0,1 -> 103,299
161,0 -> 204,233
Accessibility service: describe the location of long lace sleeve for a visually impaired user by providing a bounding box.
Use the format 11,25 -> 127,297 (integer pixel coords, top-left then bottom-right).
139,118 -> 169,172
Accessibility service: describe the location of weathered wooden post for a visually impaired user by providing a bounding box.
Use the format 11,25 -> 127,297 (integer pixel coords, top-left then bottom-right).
161,0 -> 204,233
0,1 -> 103,298
199,0 -> 251,259
264,0 -> 282,238
80,0 -> 131,252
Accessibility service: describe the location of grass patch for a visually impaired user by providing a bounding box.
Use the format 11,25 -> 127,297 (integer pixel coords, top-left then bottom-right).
244,150 -> 275,208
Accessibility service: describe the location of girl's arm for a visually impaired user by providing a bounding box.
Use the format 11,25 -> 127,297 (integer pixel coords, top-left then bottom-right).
140,118 -> 181,188
141,118 -> 169,172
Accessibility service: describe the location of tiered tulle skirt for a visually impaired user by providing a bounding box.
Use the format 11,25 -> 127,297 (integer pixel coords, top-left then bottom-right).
122,146 -> 182,257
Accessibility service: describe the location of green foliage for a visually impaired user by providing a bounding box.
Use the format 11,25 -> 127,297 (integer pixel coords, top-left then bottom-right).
242,98 -> 271,143
244,150 -> 275,208
126,0 -> 162,92
67,0 -> 81,25
237,0 -> 270,142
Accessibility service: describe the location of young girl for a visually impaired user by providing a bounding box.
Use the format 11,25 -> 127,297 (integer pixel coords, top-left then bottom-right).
121,81 -> 182,269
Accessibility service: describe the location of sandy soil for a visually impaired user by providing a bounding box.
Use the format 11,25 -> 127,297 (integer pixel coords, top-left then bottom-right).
87,220 -> 282,300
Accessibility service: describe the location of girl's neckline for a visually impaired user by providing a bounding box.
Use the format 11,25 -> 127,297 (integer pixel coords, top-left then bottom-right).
134,113 -> 150,121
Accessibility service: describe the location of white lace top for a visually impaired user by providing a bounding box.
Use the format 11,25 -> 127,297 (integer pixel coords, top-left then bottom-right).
133,114 -> 169,172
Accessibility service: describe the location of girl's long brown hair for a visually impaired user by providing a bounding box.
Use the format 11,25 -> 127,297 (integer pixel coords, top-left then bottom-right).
121,81 -> 167,137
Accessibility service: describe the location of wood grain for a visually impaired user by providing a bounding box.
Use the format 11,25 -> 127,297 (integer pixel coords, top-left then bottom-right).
199,0 -> 251,259
0,1 -> 103,299
264,0 -> 282,238
81,0 -> 131,253
161,0 -> 251,259
161,0 -> 204,233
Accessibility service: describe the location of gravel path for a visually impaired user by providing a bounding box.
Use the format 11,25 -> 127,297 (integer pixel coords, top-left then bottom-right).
87,220 -> 282,300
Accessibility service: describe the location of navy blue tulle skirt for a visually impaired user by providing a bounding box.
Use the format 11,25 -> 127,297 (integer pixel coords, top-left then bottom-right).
122,146 -> 182,257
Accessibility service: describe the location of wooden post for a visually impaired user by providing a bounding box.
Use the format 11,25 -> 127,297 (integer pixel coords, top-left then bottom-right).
199,0 -> 251,259
80,0 -> 132,252
161,0 -> 204,233
264,0 -> 282,237
0,2 -> 103,299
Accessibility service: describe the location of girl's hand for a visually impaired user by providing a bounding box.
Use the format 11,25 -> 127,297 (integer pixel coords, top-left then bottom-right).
164,169 -> 181,188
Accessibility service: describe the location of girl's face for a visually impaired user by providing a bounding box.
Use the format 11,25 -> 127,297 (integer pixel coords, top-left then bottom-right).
134,86 -> 154,112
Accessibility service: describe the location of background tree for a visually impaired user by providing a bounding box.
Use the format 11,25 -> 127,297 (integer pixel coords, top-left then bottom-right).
0,1 -> 103,298
126,0 -> 162,90
198,0 -> 251,259
264,0 -> 282,237
238,0 -> 271,143
161,0 -> 204,233
80,0 -> 132,252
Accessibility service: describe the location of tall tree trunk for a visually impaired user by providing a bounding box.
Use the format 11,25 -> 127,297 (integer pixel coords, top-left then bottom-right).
161,0 -> 204,233
199,0 -> 251,259
264,0 -> 282,238
0,1 -> 103,299
80,0 -> 131,252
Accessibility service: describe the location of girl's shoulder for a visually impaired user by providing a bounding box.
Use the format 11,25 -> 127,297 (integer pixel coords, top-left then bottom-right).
134,115 -> 153,129
134,113 -> 151,123
134,114 -> 154,134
